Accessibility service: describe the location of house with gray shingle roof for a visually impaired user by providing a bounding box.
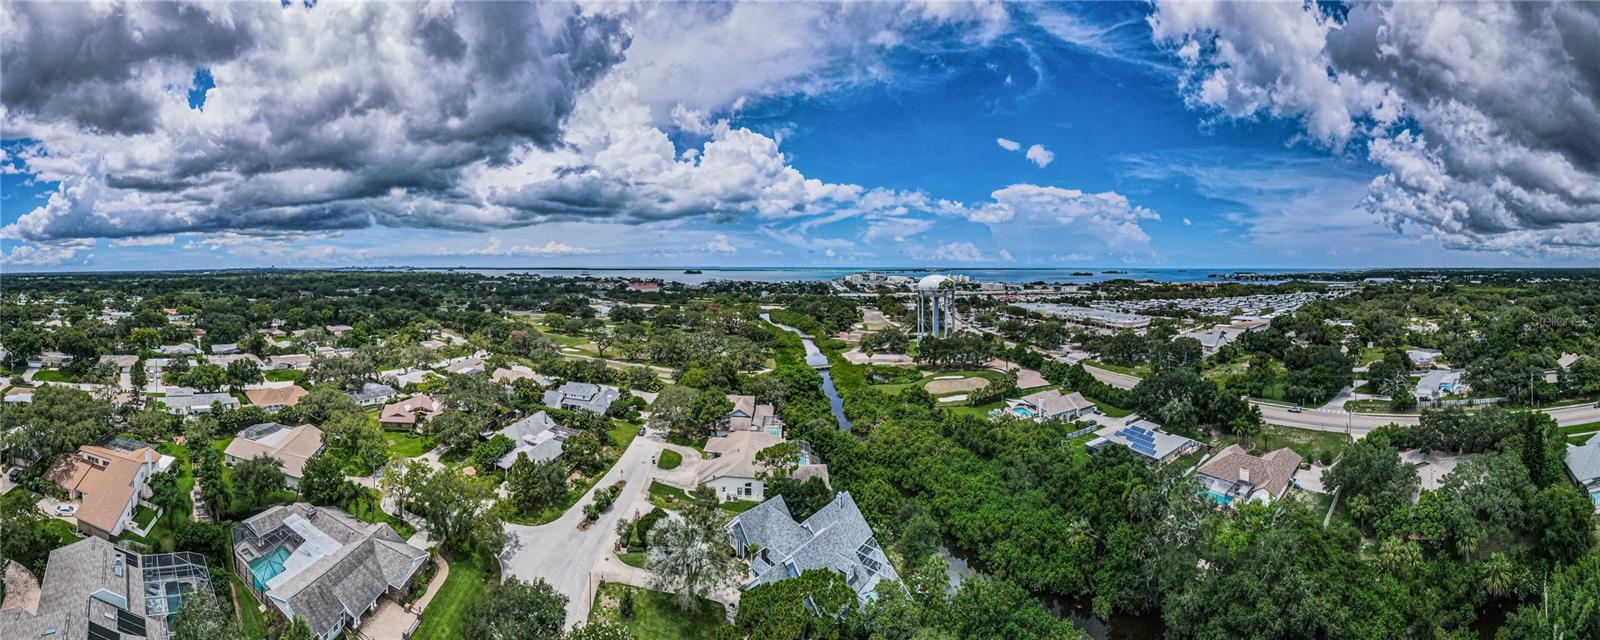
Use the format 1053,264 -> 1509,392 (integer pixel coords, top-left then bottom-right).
161,392 -> 240,417
727,492 -> 897,604
492,411 -> 576,470
0,536 -> 211,640
542,381 -> 620,415
232,503 -> 428,640
1565,437 -> 1600,512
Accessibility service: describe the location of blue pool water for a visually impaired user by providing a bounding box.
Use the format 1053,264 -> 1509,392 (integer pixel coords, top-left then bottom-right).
248,546 -> 292,591
1011,406 -> 1035,418
1590,490 -> 1600,508
1202,490 -> 1234,506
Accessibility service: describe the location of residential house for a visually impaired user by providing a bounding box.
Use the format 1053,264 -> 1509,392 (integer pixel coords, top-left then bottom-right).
46,440 -> 173,538
379,394 -> 443,431
224,423 -> 324,490
380,367 -> 435,388
1004,389 -> 1099,422
1401,449 -> 1470,494
349,382 -> 397,407
1088,419 -> 1201,465
713,394 -> 785,437
698,430 -> 828,502
232,504 -> 429,640
269,354 -> 314,370
0,537 -> 211,640
245,385 -> 309,411
627,282 -> 661,293
98,354 -> 139,373
206,353 -> 263,368
1414,369 -> 1464,401
157,343 -> 200,356
4,386 -> 35,404
492,411 -> 575,470
1406,348 -> 1442,369
491,366 -> 549,388
162,392 -> 239,416
727,492 -> 898,604
324,324 -> 354,336
30,351 -> 73,369
210,343 -> 240,355
1195,445 -> 1304,506
445,356 -> 486,377
1564,437 -> 1600,512
542,381 -> 620,414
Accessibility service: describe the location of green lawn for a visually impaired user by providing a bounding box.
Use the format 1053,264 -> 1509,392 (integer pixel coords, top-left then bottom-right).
413,556 -> 487,639
29,369 -> 73,382
1557,421 -> 1600,437
132,505 -> 159,529
228,573 -> 270,640
1083,360 -> 1151,378
1220,425 -> 1351,465
385,431 -> 435,458
344,488 -> 416,538
1086,397 -> 1133,418
656,449 -> 682,470
647,481 -> 756,515
589,582 -> 731,640
619,552 -> 648,568
608,419 -> 642,449
262,369 -> 305,383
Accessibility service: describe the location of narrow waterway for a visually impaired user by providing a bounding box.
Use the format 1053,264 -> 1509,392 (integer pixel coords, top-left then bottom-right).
762,313 -> 852,432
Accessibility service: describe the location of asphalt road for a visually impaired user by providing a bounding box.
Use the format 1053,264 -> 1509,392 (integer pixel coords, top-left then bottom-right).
499,428 -> 662,628
1080,363 -> 1600,433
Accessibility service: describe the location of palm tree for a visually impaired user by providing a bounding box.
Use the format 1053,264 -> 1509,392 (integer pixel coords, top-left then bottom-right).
1480,553 -> 1518,600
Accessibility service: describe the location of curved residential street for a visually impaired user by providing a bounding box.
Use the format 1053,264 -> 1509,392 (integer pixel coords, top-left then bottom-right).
499,430 -> 698,629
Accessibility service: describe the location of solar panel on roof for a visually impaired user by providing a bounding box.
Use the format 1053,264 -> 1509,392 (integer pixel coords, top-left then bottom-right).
117,608 -> 146,636
87,621 -> 120,640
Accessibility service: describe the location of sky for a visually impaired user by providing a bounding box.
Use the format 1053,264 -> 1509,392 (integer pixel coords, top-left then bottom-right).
3,1 -> 1599,272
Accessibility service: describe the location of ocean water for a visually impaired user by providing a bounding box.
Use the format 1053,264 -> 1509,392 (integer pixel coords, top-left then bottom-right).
431,266 -> 1328,285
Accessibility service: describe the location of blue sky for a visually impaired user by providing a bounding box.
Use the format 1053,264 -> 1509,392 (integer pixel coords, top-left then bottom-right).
4,1 -> 1598,270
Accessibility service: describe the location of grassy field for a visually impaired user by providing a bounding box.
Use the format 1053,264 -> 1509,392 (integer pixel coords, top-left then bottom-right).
619,551 -> 648,568
132,505 -> 159,529
1558,421 -> 1600,437
870,368 -> 1006,397
29,369 -> 74,382
344,487 -> 415,538
647,481 -> 757,515
1087,397 -> 1133,418
228,573 -> 270,640
1220,425 -> 1350,464
385,431 -> 435,458
413,556 -> 487,640
1083,359 -> 1151,378
657,449 -> 682,470
589,582 -> 731,640
262,369 -> 304,383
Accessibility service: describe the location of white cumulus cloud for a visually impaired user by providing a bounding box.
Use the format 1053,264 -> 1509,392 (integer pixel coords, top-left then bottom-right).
1025,144 -> 1055,168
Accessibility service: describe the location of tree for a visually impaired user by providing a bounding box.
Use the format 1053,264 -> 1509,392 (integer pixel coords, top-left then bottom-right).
649,385 -> 732,442
395,462 -> 503,557
508,453 -> 569,514
1321,438 -> 1418,529
462,577 -> 568,639
147,471 -> 185,528
563,428 -> 607,476
322,409 -> 389,474
234,454 -> 286,508
179,363 -> 228,392
754,442 -> 801,480
768,476 -> 833,522
299,452 -> 352,506
169,589 -> 244,640
295,385 -> 364,423
428,408 -> 486,454
0,384 -> 115,464
127,406 -> 177,441
1527,485 -> 1597,567
1498,551 -> 1600,640
225,358 -> 263,391
281,617 -> 315,640
648,487 -> 744,611
736,569 -> 857,640
566,621 -> 636,640
0,492 -> 64,574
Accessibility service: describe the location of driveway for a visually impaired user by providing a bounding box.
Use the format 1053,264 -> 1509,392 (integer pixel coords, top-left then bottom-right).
499,428 -> 667,629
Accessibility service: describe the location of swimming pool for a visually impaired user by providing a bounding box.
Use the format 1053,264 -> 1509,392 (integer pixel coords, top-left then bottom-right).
1010,406 -> 1035,418
1202,490 -> 1234,506
248,546 -> 293,591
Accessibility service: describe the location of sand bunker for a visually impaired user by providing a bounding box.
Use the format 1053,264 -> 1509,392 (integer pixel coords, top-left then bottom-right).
925,377 -> 990,395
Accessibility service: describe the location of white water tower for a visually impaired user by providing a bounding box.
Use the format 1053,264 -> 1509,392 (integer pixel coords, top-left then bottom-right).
915,275 -> 957,338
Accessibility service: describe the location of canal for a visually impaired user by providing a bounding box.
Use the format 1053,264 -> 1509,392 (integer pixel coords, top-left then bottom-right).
762,313 -> 852,432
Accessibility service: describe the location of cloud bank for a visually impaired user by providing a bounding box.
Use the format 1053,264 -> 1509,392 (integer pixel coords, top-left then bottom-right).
1150,0 -> 1600,254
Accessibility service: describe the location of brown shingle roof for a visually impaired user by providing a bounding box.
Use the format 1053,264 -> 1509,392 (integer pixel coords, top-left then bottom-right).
245,384 -> 308,408
224,424 -> 324,479
1196,445 -> 1303,500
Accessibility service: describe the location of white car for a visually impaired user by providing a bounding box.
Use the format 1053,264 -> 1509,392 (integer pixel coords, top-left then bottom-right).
54,504 -> 77,517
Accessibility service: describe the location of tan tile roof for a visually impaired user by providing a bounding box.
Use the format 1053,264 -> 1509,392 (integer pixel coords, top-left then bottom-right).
48,445 -> 155,534
224,424 -> 324,479
1196,445 -> 1303,499
380,394 -> 442,425
245,385 -> 308,408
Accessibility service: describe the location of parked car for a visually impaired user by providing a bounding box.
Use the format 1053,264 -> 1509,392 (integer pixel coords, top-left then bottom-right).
6,467 -> 19,482
638,426 -> 647,436
1288,404 -> 1303,413
54,504 -> 77,517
